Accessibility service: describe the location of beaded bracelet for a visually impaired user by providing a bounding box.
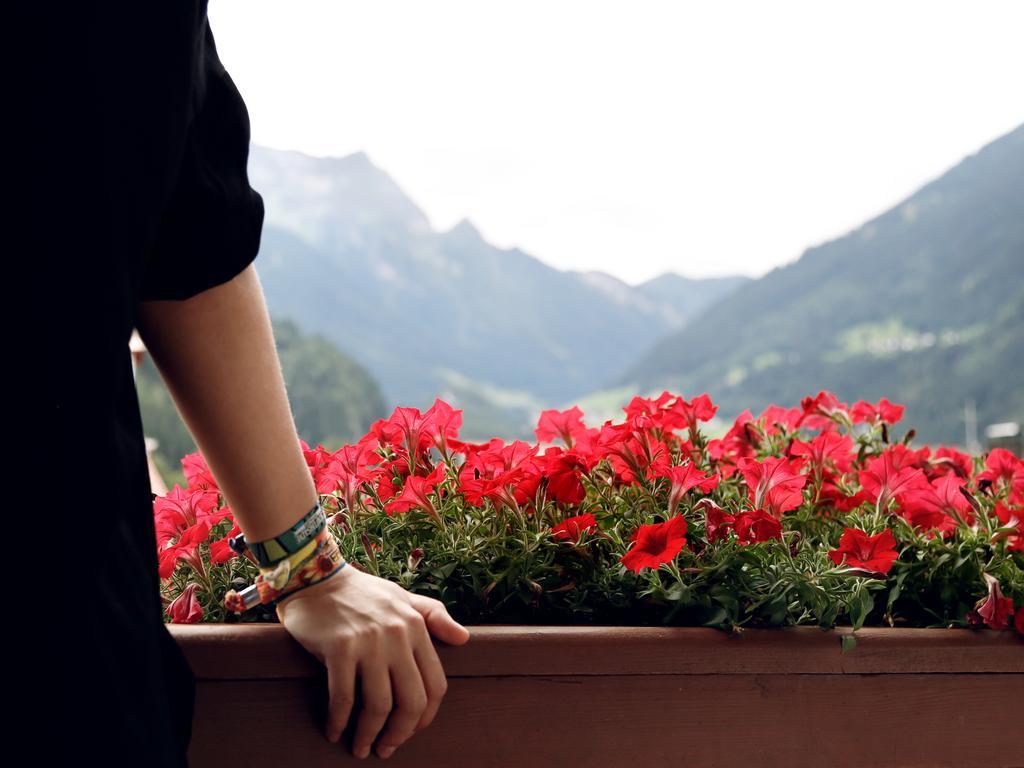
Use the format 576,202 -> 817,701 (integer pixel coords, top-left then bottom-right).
224,527 -> 347,613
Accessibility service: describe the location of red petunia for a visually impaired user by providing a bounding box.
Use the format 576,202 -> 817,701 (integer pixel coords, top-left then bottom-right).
535,405 -> 589,448
167,583 -> 204,624
551,513 -> 598,542
330,441 -> 378,516
594,425 -> 672,487
182,451 -> 219,492
385,463 -> 447,518
858,450 -> 931,511
975,574 -> 1014,630
209,516 -> 241,564
789,431 -> 855,477
696,499 -> 735,543
978,448 -> 1024,505
422,398 -> 464,455
899,474 -> 975,532
828,528 -> 899,575
153,484 -> 222,550
620,515 -> 688,573
542,447 -> 590,505
653,462 -> 719,516
158,519 -> 211,578
669,393 -> 718,438
798,390 -> 849,431
851,397 -> 905,426
707,410 -> 759,478
733,508 -> 782,545
993,503 -> 1023,553
738,457 -> 807,517
301,440 -> 347,495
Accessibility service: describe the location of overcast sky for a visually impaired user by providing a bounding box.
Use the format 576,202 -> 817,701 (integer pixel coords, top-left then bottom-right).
210,0 -> 1024,284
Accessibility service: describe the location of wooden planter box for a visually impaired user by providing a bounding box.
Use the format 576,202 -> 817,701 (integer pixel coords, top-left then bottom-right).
171,624 -> 1023,768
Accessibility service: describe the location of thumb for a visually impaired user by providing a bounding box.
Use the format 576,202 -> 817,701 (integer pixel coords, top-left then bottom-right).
407,593 -> 471,645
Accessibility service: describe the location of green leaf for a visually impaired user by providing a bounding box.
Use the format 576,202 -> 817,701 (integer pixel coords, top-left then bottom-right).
849,585 -> 875,630
840,634 -> 858,654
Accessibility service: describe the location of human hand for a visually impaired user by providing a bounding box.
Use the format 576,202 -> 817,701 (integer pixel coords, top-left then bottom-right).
275,565 -> 470,760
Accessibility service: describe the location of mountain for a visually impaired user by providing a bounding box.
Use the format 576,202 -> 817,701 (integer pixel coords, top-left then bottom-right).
634,273 -> 751,326
248,145 -> 746,439
615,125 -> 1024,444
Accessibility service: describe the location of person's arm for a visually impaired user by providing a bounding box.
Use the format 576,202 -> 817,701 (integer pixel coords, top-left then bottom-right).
136,264 -> 469,760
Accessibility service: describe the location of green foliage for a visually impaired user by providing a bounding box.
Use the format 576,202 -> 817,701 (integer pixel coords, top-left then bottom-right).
163,423 -> 1023,631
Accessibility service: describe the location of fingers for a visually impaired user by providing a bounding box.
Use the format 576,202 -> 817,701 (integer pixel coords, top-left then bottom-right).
406,593 -> 471,645
324,653 -> 356,744
352,656 -> 392,759
411,622 -> 448,733
374,638 -> 428,759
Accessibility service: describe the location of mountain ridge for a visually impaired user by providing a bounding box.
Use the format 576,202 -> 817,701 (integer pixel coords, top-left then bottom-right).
248,144 -> 748,438
615,124 -> 1024,443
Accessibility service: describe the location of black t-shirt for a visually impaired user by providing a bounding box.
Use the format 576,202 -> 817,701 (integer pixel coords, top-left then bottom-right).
31,3 -> 264,765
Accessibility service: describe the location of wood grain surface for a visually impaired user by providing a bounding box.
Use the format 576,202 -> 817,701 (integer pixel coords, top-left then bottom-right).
171,625 -> 1024,768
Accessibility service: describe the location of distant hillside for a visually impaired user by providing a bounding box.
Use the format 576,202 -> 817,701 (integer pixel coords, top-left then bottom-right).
615,125 -> 1024,443
137,317 -> 388,478
634,273 -> 751,325
248,145 -> 746,438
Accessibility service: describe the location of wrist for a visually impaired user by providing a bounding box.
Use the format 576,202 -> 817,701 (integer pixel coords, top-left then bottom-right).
230,500 -> 326,568
224,518 -> 348,614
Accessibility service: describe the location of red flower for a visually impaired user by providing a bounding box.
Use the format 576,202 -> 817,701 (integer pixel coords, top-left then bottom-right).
458,439 -> 542,510
798,391 -> 849,431
535,405 -> 589,448
928,446 -> 974,480
738,457 -> 807,517
975,574 -> 1014,630
759,404 -> 803,435
1015,604 -> 1024,636
551,513 -> 598,542
698,499 -> 735,543
901,474 -> 975,529
301,440 -> 346,494
422,398 -> 463,454
620,515 -> 688,573
209,516 -> 241,564
158,520 -> 211,578
851,397 -> 905,426
993,503 -> 1023,553
385,463 -> 447,518
707,410 -> 758,477
182,451 -> 219,492
542,447 -> 590,505
593,425 -> 672,487
167,583 -> 204,624
653,462 -> 719,516
858,451 -> 930,511
733,509 -> 782,545
828,528 -> 899,575
330,441 -> 378,516
153,484 -> 222,550
623,391 -> 685,434
790,431 -> 855,477
668,393 -> 718,437
978,448 -> 1024,504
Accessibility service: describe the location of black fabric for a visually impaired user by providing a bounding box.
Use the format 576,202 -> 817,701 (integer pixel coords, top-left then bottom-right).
27,3 -> 264,765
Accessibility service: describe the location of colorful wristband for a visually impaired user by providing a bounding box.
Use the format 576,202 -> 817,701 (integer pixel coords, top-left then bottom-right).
232,501 -> 327,568
224,528 -> 347,614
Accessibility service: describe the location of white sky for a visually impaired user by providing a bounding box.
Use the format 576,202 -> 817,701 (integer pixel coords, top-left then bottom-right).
209,0 -> 1024,284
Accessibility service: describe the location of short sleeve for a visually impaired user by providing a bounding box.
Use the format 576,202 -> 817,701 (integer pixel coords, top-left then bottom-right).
139,19 -> 264,301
